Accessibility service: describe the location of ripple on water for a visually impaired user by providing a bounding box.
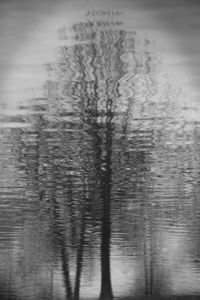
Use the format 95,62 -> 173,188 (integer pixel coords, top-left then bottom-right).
1,9 -> 200,300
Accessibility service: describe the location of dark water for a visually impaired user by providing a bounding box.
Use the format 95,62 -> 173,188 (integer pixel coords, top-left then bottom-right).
1,11 -> 200,300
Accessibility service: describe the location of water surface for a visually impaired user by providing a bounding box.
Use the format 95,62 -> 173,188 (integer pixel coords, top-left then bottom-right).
1,6 -> 200,300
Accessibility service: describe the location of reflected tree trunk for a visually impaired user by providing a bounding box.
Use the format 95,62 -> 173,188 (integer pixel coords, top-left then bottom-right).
92,100 -> 113,300
74,222 -> 85,300
86,107 -> 114,300
48,166 -> 73,300
99,109 -> 113,300
60,243 -> 73,300
85,92 -> 114,299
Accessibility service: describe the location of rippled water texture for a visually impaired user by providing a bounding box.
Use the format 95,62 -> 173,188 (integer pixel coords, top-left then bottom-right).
1,7 -> 200,300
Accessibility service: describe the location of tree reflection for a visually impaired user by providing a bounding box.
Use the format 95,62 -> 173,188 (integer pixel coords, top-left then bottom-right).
11,10 -> 180,300
43,17 -> 161,299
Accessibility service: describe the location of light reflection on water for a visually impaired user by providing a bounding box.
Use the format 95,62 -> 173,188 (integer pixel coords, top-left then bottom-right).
1,9 -> 200,300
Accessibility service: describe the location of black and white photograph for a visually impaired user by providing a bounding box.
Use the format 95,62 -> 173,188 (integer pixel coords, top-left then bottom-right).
1,0 -> 200,299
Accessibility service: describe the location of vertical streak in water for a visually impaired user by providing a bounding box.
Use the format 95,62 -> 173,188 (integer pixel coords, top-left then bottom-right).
99,113 -> 113,300
48,160 -> 72,300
